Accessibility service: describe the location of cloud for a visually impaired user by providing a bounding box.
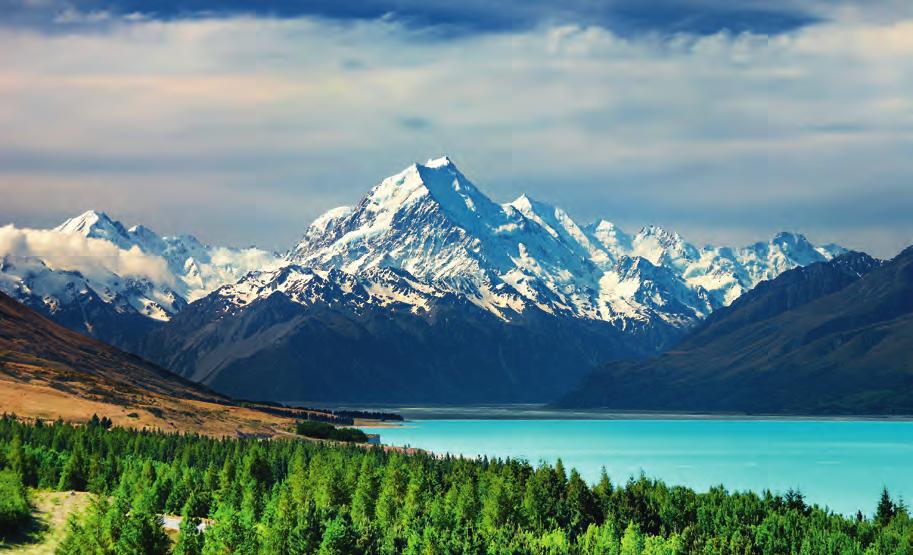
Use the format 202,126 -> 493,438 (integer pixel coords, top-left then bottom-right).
0,11 -> 910,257
0,0 -> 831,36
0,225 -> 175,285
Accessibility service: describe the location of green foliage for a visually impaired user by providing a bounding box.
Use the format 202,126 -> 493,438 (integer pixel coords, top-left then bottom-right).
173,498 -> 205,555
877,486 -> 898,526
1,415 -> 911,554
294,420 -> 369,442
114,512 -> 170,554
0,468 -> 30,535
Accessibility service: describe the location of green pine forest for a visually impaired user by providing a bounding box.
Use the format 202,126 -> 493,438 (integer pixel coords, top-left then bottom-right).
1,416 -> 911,554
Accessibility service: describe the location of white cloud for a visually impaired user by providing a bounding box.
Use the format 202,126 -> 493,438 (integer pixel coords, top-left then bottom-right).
0,14 -> 911,256
0,225 -> 175,285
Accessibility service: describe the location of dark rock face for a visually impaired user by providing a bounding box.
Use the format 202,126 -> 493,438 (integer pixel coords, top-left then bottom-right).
13,283 -> 164,352
138,268 -> 660,404
680,251 -> 882,349
557,250 -> 913,415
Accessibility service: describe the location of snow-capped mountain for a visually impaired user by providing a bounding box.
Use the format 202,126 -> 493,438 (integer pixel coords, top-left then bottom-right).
55,210 -> 282,304
131,156 -> 850,403
0,211 -> 281,345
141,259 -> 648,403
0,156 -> 850,403
285,156 -> 843,329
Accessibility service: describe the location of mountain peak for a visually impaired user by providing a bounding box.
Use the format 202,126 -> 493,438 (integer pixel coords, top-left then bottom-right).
423,155 -> 454,169
772,231 -> 810,244
508,193 -> 542,214
55,210 -> 131,246
588,219 -> 632,256
638,224 -> 680,241
376,157 -> 499,225
593,219 -> 618,232
897,244 -> 913,261
127,223 -> 159,240
56,209 -> 113,232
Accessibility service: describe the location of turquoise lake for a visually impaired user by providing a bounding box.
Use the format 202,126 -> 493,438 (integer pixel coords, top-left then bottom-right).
361,418 -> 913,515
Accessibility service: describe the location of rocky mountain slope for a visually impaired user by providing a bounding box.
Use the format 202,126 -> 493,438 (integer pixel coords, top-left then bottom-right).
556,249 -> 913,415
135,157 -> 845,402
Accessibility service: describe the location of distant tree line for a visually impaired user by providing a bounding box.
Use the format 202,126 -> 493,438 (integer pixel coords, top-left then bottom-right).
294,420 -> 369,443
233,401 -> 403,426
329,409 -> 404,422
0,414 -> 911,554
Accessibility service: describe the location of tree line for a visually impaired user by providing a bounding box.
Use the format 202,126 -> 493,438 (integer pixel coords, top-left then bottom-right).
295,420 -> 369,443
0,415 -> 911,554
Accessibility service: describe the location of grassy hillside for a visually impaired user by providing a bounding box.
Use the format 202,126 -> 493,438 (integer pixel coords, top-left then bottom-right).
0,291 -> 339,436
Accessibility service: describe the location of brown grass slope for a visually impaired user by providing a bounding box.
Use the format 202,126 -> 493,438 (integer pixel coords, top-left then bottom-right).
0,291 -> 315,436
557,248 -> 913,415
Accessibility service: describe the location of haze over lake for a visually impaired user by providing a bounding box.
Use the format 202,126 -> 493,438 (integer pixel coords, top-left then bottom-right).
361,417 -> 913,516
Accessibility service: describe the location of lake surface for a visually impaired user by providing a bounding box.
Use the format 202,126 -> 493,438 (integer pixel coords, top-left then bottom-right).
361,418 -> 913,515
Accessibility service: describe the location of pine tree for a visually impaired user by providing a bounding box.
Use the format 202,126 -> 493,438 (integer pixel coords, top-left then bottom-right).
260,485 -> 295,555
173,500 -> 204,555
565,469 -> 599,539
114,512 -> 169,555
57,443 -> 87,491
318,514 -> 357,555
7,434 -> 26,484
594,467 -> 614,521
876,487 -> 896,526
579,523 -> 620,555
0,470 -> 30,534
351,457 -> 380,529
620,521 -> 644,555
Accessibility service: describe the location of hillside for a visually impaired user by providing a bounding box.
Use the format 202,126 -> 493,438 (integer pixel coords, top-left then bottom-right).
0,291 -> 327,435
557,249 -> 913,415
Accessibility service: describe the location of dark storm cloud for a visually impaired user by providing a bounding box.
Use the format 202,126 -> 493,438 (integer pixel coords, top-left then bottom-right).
1,0 -> 820,36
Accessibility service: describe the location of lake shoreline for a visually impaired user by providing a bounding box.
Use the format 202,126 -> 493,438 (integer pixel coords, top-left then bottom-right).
291,402 -> 913,422
355,418 -> 913,516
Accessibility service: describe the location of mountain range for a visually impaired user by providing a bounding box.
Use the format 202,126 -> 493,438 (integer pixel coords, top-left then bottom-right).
0,157 -> 848,403
0,210 -> 281,348
557,248 -> 913,415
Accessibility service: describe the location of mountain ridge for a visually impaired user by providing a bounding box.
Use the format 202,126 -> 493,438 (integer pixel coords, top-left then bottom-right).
289,157 -> 844,329
555,249 -> 913,415
0,211 -> 281,348
133,157 -> 849,403
0,157 -> 853,403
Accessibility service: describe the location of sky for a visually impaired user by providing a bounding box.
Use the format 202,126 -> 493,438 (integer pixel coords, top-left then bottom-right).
0,0 -> 911,257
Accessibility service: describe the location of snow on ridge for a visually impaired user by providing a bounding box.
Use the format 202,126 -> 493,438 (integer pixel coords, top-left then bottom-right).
424,155 -> 454,168
1,157 -> 848,333
288,157 -> 847,330
1,212 -> 282,322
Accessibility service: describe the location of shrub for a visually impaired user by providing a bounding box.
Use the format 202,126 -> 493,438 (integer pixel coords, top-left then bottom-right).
0,469 -> 30,535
